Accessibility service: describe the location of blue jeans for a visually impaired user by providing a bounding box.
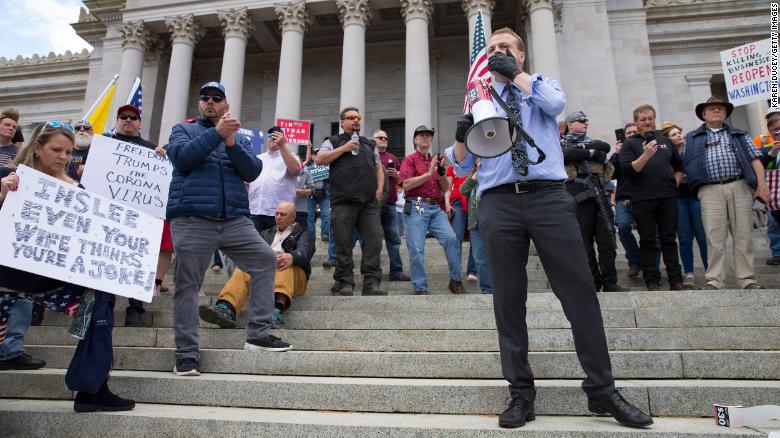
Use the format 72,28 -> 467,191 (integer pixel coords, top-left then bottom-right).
768,213 -> 780,257
469,227 -> 493,294
397,210 -> 406,237
405,203 -> 463,292
0,300 -> 32,360
451,200 -> 477,275
677,197 -> 708,273
381,203 -> 403,276
308,182 -> 331,238
615,199 -> 640,268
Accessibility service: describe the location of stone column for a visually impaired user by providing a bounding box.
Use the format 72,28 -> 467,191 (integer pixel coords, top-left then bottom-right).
337,0 -> 372,120
402,0 -> 433,150
746,100 -> 769,137
274,1 -> 310,120
523,0 -> 561,80
218,8 -> 253,119
112,21 -> 151,117
462,0 -> 494,58
159,15 -> 203,145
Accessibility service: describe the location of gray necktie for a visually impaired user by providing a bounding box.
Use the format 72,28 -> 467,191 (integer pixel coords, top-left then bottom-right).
504,86 -> 529,177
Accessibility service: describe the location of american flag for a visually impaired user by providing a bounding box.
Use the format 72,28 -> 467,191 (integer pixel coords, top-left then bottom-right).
463,11 -> 491,113
126,77 -> 143,114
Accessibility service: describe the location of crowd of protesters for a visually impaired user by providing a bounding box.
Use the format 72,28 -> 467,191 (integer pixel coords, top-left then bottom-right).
0,30 -> 776,428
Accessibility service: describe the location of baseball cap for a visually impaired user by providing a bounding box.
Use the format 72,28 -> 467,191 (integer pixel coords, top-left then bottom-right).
200,81 -> 227,99
564,111 -> 588,124
117,104 -> 141,117
766,107 -> 780,119
413,125 -> 435,137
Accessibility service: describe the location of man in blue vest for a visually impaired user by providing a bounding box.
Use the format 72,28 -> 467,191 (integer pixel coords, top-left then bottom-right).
683,97 -> 768,290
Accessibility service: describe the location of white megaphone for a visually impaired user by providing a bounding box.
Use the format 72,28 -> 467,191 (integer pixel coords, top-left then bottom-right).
464,78 -> 516,158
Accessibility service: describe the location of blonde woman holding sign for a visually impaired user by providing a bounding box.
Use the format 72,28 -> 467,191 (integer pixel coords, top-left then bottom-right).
0,122 -> 135,413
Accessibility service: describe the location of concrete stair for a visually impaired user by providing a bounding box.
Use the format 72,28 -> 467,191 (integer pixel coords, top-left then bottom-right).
2,230 -> 779,436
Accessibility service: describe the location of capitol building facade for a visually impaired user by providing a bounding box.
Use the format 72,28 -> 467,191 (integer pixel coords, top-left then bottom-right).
0,0 -> 770,157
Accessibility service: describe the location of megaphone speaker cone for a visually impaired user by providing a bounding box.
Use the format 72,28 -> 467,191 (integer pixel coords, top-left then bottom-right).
464,116 -> 515,158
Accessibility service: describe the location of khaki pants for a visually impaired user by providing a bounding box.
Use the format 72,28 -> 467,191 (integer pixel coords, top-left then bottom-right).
698,180 -> 756,288
219,266 -> 308,313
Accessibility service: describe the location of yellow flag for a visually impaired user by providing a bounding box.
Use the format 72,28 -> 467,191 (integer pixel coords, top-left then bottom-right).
86,82 -> 116,135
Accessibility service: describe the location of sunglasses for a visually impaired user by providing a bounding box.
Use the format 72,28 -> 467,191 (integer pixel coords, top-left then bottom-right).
342,114 -> 361,121
118,114 -> 140,121
200,94 -> 224,103
45,121 -> 73,131
74,125 -> 92,132
374,136 -> 387,140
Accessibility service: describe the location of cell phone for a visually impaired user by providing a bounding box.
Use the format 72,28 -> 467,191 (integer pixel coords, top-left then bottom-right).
644,130 -> 656,143
615,128 -> 626,142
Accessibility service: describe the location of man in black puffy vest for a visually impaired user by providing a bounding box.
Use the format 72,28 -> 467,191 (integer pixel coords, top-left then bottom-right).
314,106 -> 385,296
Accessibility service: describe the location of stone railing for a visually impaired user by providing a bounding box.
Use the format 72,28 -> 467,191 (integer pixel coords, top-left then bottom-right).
0,49 -> 91,68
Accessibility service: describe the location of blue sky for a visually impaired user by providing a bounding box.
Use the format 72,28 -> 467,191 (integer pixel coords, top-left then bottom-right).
0,0 -> 92,59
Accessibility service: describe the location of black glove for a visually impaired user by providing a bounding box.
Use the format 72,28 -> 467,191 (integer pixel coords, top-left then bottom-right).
487,52 -> 520,82
455,113 -> 474,143
591,150 -> 607,163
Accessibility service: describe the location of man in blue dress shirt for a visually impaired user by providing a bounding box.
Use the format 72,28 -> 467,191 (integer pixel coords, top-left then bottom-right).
445,28 -> 652,430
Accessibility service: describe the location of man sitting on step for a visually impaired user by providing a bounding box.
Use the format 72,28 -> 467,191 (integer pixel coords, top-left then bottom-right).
199,202 -> 315,329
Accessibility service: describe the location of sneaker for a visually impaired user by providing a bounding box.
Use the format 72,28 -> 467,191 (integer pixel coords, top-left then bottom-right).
271,309 -> 285,328
173,358 -> 200,376
467,273 -> 478,282
124,307 -> 147,327
199,302 -> 237,329
389,272 -> 411,281
448,279 -> 466,294
683,273 -> 695,289
74,381 -> 135,413
322,259 -> 336,268
362,283 -> 387,296
0,353 -> 46,370
335,283 -> 354,296
245,335 -> 293,352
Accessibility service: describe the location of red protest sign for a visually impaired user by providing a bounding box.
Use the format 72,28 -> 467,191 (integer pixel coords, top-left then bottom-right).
276,119 -> 311,145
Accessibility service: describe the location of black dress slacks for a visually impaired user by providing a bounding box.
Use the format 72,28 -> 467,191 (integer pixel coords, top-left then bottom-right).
478,184 -> 615,400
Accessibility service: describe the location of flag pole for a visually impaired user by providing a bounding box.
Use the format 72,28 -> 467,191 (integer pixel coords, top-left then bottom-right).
82,74 -> 119,120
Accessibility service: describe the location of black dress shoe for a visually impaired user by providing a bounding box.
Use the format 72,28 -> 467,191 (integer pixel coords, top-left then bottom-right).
74,381 -> 135,413
602,283 -> 629,292
588,389 -> 653,428
498,397 -> 535,428
0,353 -> 46,370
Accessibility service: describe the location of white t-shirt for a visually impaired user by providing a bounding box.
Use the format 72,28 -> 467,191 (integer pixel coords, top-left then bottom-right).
248,149 -> 299,216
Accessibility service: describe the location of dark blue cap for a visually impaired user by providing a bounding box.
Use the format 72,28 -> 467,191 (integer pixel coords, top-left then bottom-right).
200,81 -> 226,99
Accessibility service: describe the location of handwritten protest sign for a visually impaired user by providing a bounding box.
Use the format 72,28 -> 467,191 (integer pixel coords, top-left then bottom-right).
276,119 -> 311,145
0,165 -> 162,302
239,128 -> 265,155
80,135 -> 173,219
721,39 -> 778,106
308,164 -> 330,182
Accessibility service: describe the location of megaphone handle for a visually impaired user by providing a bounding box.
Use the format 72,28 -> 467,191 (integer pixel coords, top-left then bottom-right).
487,85 -> 546,166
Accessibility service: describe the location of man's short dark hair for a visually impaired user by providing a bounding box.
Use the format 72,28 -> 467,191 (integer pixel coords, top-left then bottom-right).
624,122 -> 637,130
0,108 -> 19,123
491,27 -> 526,53
339,106 -> 360,120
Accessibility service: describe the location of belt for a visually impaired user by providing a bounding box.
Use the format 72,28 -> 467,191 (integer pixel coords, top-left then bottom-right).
484,180 -> 564,195
406,197 -> 439,205
704,176 -> 743,185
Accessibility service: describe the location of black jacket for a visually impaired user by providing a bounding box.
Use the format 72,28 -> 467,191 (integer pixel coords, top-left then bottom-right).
619,133 -> 682,203
259,223 -> 315,279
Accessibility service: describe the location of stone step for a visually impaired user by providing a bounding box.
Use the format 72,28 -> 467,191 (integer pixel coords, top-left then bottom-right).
23,326 -> 780,351
129,289 -> 780,312
40,306 -> 780,330
3,369 -> 779,417
24,346 -> 780,380
0,400 -> 764,437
